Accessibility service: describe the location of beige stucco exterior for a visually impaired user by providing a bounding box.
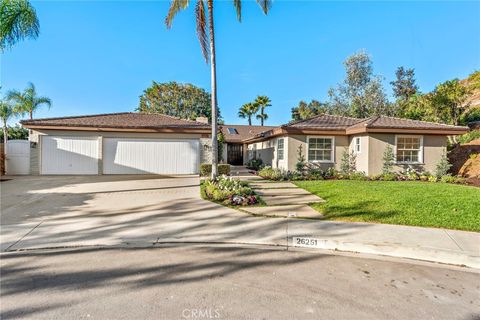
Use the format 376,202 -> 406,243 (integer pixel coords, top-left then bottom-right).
247,133 -> 448,175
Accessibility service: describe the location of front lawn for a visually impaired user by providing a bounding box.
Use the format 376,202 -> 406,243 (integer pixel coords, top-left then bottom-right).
295,180 -> 480,232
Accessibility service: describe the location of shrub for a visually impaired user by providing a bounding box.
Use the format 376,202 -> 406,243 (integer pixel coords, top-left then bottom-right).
399,167 -> 420,181
200,163 -> 231,176
428,175 -> 438,183
340,148 -> 357,175
440,175 -> 456,183
434,153 -> 452,178
348,172 -> 368,181
380,173 -> 397,181
246,158 -> 263,171
296,145 -> 306,173
382,145 -> 395,174
457,130 -> 480,144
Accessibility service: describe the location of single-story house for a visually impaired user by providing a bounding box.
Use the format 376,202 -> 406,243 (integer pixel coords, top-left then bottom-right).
20,112 -> 468,176
243,114 -> 469,175
219,124 -> 275,165
21,112 -> 212,175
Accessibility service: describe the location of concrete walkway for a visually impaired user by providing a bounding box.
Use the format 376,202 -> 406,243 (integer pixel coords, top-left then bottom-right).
1,175 -> 479,269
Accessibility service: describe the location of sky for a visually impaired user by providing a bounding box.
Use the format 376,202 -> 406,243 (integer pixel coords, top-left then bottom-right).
1,0 -> 479,126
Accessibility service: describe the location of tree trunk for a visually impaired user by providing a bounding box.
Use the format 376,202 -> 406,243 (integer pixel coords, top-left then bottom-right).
260,111 -> 264,126
29,110 -> 33,120
248,116 -> 251,126
208,0 -> 218,179
2,120 -> 7,175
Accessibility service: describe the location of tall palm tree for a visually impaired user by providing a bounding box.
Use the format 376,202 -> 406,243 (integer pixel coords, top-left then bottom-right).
165,0 -> 272,178
238,102 -> 258,125
255,95 -> 271,126
0,0 -> 40,51
7,82 -> 51,119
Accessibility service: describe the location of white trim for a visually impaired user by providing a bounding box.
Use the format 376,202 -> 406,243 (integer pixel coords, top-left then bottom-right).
394,135 -> 424,164
277,138 -> 285,161
306,136 -> 335,163
354,136 -> 361,154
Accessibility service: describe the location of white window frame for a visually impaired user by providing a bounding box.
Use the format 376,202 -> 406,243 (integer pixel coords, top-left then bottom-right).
277,138 -> 285,161
395,135 -> 424,164
306,136 -> 335,163
354,137 -> 361,154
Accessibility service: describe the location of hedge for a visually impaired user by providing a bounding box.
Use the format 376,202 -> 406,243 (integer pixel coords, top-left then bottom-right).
200,163 -> 231,176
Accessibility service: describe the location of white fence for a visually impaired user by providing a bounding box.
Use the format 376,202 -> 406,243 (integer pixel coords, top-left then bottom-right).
6,140 -> 30,175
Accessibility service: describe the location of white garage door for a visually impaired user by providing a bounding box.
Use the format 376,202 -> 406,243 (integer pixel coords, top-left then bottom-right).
103,138 -> 200,174
41,136 -> 99,175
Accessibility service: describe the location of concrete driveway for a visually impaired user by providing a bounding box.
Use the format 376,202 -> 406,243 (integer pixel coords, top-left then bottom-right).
0,175 -> 287,251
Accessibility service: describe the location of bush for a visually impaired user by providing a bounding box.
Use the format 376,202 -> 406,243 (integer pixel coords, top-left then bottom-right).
340,148 -> 357,175
246,158 -> 263,171
200,163 -> 231,176
348,172 -> 368,181
440,175 -> 456,184
380,173 -> 397,181
457,130 -> 480,144
382,145 -> 395,174
434,153 -> 452,178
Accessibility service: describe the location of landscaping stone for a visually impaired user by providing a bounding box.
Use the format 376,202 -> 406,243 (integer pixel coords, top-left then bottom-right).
241,204 -> 323,219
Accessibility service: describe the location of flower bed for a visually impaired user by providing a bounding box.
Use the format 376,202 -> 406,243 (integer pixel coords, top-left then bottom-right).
202,175 -> 260,206
257,166 -> 468,185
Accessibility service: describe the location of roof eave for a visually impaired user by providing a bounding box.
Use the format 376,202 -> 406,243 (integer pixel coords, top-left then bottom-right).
22,124 -> 211,134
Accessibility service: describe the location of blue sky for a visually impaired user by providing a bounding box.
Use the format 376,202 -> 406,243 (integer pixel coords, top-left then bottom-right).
2,0 -> 479,126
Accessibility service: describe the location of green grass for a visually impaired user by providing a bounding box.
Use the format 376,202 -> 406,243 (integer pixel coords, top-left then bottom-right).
295,180 -> 480,232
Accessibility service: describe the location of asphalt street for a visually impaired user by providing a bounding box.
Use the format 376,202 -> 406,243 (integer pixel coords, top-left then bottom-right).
1,245 -> 478,320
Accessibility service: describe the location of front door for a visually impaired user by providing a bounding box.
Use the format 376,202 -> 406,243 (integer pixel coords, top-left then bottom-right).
227,144 -> 243,165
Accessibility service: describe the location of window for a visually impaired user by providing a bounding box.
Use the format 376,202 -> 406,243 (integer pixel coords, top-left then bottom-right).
396,136 -> 423,163
277,138 -> 284,160
354,137 -> 361,153
227,128 -> 238,134
308,137 -> 334,162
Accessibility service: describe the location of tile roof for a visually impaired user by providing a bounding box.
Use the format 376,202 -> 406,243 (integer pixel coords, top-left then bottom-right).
359,116 -> 469,130
285,114 -> 363,130
221,124 -> 276,143
20,112 -> 211,130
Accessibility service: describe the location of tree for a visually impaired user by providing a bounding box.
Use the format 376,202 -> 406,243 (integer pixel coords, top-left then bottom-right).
328,51 -> 390,118
7,82 -> 51,119
340,148 -> 356,175
291,100 -> 327,121
137,81 -> 218,121
238,102 -> 258,125
254,95 -> 271,126
382,145 -> 395,174
0,98 -> 18,174
165,0 -> 271,179
0,0 -> 39,51
0,124 -> 28,140
429,79 -> 468,125
391,67 -> 418,101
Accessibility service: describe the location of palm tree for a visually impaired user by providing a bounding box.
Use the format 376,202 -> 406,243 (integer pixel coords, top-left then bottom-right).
7,82 -> 51,119
165,0 -> 271,178
255,95 -> 271,126
0,0 -> 40,51
0,98 -> 17,174
238,102 -> 258,125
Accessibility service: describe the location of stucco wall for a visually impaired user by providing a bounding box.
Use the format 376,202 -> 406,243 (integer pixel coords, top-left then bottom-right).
367,133 -> 447,175
349,135 -> 369,174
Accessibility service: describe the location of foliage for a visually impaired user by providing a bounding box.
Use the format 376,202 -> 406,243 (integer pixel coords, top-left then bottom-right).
382,145 -> 395,174
296,180 -> 480,232
200,163 -> 230,176
257,166 -> 302,181
459,107 -> 480,125
238,102 -> 259,125
137,81 -> 216,122
340,148 -> 356,175
7,82 -> 51,119
246,158 -> 263,171
295,145 -> 306,172
328,50 -> 391,118
202,176 -> 258,205
254,95 -> 271,126
217,130 -> 225,162
457,130 -> 480,144
0,0 -> 39,51
435,153 -> 452,178
291,100 -> 327,121
0,98 -> 18,145
0,125 -> 28,140
391,67 -> 418,101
